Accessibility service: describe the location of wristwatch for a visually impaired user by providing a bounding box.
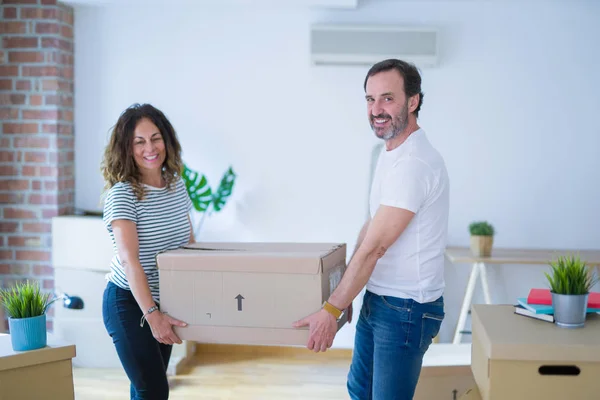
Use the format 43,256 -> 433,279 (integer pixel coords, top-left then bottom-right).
322,301 -> 345,321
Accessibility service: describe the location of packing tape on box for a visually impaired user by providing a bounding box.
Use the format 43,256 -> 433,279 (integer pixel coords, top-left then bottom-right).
329,264 -> 344,293
182,246 -> 246,251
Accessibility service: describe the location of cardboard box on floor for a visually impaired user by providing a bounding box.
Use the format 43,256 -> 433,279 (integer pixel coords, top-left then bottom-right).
413,344 -> 475,400
414,366 -> 474,400
471,304 -> 600,400
157,242 -> 348,346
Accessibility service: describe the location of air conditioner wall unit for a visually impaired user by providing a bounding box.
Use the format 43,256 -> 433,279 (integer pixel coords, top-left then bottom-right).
310,24 -> 439,67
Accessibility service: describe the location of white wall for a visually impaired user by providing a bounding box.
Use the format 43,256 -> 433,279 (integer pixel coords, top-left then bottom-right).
73,0 -> 600,347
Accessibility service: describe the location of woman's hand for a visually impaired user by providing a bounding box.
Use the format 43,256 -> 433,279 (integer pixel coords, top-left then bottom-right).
146,311 -> 188,345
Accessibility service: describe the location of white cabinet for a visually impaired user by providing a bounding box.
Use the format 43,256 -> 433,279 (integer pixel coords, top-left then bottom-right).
52,215 -> 121,368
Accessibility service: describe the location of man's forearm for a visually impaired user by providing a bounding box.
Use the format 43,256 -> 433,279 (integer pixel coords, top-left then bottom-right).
328,245 -> 380,311
328,218 -> 376,311
351,219 -> 370,259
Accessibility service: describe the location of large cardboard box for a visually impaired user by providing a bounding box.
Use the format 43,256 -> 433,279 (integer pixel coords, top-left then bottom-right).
471,304 -> 600,400
157,242 -> 348,345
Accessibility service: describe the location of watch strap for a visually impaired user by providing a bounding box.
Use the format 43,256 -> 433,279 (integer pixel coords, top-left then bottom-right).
322,301 -> 343,320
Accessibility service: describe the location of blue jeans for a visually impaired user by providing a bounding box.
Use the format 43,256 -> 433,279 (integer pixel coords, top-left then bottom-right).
347,290 -> 444,400
102,281 -> 172,400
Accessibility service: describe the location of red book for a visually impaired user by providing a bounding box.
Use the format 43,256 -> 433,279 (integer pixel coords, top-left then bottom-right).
527,288 -> 600,308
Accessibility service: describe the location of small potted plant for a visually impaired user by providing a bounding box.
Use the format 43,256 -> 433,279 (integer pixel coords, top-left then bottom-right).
0,280 -> 53,351
469,221 -> 495,257
545,254 -> 598,328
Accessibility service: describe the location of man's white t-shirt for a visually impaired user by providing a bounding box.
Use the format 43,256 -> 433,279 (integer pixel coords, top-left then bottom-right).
367,128 -> 449,304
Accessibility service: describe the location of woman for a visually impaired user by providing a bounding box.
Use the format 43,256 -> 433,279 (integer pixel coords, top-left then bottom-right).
100,103 -> 193,399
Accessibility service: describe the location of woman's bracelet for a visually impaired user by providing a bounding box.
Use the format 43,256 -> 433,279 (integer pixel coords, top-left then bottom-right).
140,305 -> 159,327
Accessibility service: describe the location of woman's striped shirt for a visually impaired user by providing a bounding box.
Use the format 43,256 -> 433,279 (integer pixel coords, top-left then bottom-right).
102,178 -> 192,303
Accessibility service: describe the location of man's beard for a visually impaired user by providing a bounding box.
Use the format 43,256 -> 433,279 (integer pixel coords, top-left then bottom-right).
370,101 -> 409,141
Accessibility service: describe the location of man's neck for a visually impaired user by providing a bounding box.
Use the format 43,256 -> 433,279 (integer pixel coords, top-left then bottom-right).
385,121 -> 420,151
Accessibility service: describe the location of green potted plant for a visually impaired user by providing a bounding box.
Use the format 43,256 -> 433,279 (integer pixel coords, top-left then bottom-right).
469,221 -> 495,257
0,280 -> 53,351
545,254 -> 598,328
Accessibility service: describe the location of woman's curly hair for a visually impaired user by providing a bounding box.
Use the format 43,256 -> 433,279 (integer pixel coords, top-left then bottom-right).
101,103 -> 183,201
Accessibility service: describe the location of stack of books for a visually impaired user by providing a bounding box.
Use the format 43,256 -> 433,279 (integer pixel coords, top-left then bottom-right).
514,288 -> 600,323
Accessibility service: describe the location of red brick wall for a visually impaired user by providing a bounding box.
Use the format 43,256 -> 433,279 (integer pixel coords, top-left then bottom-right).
1,0 -> 75,332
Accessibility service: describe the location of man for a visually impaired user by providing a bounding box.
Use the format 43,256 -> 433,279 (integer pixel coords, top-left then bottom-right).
293,59 -> 449,400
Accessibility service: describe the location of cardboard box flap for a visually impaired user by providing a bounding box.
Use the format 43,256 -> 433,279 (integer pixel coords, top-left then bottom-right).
180,242 -> 343,254
157,242 -> 344,274
472,305 -> 600,362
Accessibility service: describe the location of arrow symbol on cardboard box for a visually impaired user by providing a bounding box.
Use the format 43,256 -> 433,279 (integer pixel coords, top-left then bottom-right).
235,294 -> 244,311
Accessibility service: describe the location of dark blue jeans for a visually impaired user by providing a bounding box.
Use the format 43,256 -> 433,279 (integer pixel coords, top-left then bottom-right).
347,290 -> 444,400
102,281 -> 172,400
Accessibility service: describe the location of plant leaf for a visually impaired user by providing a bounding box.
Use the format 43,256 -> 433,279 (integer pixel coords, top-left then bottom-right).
0,280 -> 53,319
181,164 -> 213,212
211,166 -> 237,212
545,254 -> 595,295
469,221 -> 495,236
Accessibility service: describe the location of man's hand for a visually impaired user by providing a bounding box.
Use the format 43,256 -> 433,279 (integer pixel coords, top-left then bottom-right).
146,312 -> 187,345
293,309 -> 338,352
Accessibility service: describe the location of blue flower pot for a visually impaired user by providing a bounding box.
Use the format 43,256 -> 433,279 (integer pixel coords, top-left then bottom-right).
8,314 -> 47,351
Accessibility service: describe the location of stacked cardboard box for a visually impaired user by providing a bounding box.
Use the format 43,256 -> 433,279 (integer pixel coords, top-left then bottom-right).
460,304 -> 600,399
